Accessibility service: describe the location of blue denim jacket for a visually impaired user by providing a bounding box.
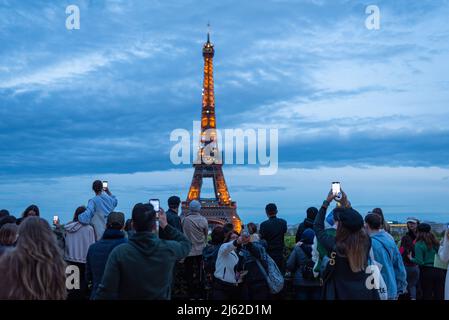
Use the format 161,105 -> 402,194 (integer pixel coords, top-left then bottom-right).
370,231 -> 407,299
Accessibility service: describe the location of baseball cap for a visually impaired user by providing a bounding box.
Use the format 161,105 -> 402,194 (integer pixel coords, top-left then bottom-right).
107,212 -> 125,228
406,217 -> 419,224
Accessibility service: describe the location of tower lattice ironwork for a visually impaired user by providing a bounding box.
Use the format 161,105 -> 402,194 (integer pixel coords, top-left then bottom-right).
181,30 -> 242,233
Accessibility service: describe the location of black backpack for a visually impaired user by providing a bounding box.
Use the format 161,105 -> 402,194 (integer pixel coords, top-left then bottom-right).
299,244 -> 315,280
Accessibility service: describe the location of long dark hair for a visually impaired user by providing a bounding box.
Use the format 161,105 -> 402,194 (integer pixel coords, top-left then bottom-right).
73,206 -> 86,222
416,231 -> 439,250
22,205 -> 40,218
336,225 -> 371,273
372,208 -> 390,231
211,226 -> 225,245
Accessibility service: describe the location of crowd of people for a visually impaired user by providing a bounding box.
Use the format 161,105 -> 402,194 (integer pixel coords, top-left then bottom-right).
0,181 -> 448,300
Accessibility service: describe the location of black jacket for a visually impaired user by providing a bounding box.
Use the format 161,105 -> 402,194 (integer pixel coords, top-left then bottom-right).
314,206 -> 380,300
295,218 -> 314,243
86,229 -> 127,299
259,216 -> 287,259
159,209 -> 182,240
239,241 -> 268,284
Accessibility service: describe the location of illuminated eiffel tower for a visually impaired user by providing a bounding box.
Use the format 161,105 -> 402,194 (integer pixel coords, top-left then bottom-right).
181,29 -> 242,233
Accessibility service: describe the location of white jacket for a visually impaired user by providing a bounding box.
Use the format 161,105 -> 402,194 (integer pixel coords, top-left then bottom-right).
214,240 -> 239,284
438,231 -> 449,300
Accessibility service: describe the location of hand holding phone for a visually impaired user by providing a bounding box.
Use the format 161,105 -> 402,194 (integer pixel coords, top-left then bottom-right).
149,199 -> 160,213
332,182 -> 341,196
332,182 -> 342,201
53,215 -> 59,225
102,181 -> 108,190
158,208 -> 167,229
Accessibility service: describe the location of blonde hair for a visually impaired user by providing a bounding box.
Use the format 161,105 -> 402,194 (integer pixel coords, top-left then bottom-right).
0,217 -> 67,300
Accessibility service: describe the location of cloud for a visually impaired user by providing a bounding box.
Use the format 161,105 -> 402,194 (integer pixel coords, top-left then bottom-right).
0,40 -> 173,94
0,0 -> 448,179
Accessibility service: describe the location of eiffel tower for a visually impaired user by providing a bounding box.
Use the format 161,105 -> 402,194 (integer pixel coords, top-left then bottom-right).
181,30 -> 242,233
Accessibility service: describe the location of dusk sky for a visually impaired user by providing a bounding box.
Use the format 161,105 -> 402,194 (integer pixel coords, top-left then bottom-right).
1,0 -> 449,224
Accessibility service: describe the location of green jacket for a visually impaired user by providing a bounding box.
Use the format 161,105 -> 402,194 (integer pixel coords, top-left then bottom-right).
411,241 -> 438,267
313,228 -> 337,275
317,228 -> 337,258
95,225 -> 191,300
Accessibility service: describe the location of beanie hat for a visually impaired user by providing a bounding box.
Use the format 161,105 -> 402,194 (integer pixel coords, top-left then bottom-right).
301,228 -> 315,244
337,207 -> 364,232
189,200 -> 201,213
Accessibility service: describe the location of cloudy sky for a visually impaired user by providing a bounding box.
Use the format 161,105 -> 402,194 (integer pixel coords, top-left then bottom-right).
0,0 -> 448,224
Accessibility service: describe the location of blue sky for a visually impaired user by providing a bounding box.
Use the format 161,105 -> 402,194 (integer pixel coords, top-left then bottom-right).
0,0 -> 449,224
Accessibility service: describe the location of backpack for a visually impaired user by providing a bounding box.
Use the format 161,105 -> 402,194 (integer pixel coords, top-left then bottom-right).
255,249 -> 284,294
299,244 -> 316,280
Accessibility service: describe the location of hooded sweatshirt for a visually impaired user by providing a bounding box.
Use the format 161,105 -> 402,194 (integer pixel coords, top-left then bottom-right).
78,193 -> 118,241
296,218 -> 314,243
370,230 -> 407,299
64,221 -> 96,263
95,225 -> 191,300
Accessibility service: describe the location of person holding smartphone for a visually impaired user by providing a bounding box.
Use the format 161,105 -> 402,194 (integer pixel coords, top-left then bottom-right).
314,188 -> 380,300
78,180 -> 118,241
212,232 -> 250,300
95,203 -> 191,300
159,196 -> 183,239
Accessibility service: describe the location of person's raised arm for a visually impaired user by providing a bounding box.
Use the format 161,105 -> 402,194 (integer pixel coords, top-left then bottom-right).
104,187 -> 118,207
314,190 -> 337,253
159,209 -> 191,260
78,199 -> 95,225
219,236 -> 249,257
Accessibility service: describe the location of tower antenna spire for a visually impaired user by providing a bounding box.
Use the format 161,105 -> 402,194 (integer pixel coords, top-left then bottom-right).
207,22 -> 211,43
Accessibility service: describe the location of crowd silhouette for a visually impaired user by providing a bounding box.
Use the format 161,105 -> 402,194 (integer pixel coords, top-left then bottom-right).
0,180 -> 448,300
